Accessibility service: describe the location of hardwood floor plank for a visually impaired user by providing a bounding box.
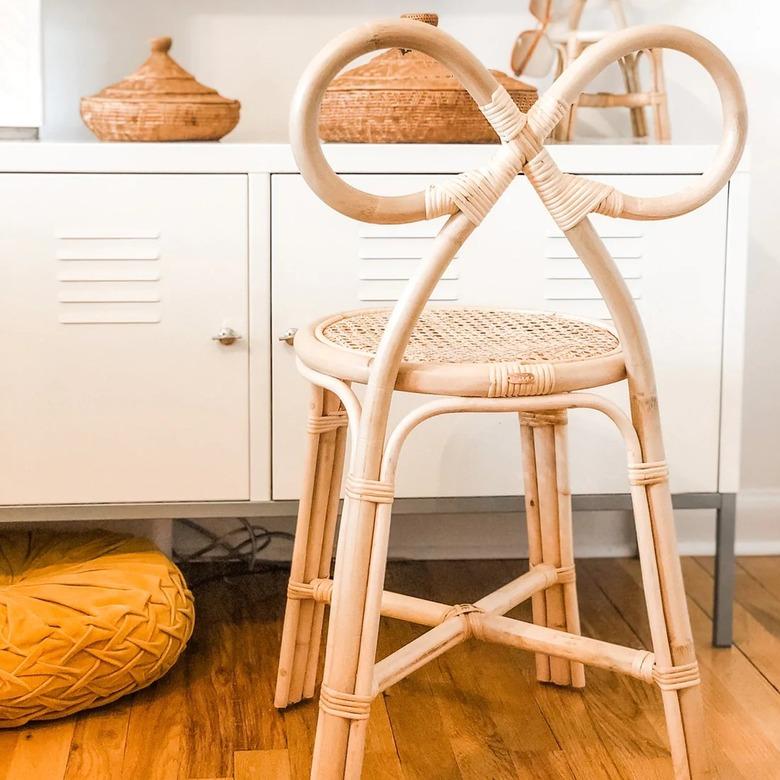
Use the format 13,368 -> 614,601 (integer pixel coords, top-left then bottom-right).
574,563 -> 672,779
464,560 -> 625,779
596,556 -> 780,778
378,561 -> 463,779
4,558 -> 778,779
449,562 -> 567,774
225,573 -> 288,754
280,700 -> 316,780
234,748 -> 290,779
3,718 -> 75,780
178,578 -> 238,779
181,567 -> 289,778
694,555 -> 780,691
509,749 -> 574,779
0,731 -> 19,780
63,700 -> 131,780
120,655 -> 188,779
738,556 -> 780,602
424,561 -> 532,779
362,697 -> 404,779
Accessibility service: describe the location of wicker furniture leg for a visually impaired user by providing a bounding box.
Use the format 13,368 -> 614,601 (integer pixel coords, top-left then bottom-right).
646,479 -> 709,778
520,410 -> 585,688
552,44 -> 573,141
618,53 -> 648,138
310,478 -> 388,779
626,450 -> 710,779
275,385 -> 348,708
649,47 -> 671,141
519,417 -> 550,682
552,412 -> 586,687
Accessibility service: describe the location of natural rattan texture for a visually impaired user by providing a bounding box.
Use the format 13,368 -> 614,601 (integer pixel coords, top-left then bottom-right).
318,14 -> 537,144
0,530 -> 194,728
81,37 -> 239,142
319,308 -> 620,365
278,17 -> 746,779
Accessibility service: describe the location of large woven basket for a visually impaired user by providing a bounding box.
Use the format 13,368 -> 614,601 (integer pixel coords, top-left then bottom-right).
319,13 -> 538,143
0,530 -> 194,727
81,36 -> 240,142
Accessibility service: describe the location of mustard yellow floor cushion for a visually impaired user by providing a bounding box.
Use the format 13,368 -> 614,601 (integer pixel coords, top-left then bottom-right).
0,530 -> 194,727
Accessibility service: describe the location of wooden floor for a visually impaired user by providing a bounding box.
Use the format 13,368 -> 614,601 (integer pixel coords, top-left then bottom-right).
1,556 -> 780,779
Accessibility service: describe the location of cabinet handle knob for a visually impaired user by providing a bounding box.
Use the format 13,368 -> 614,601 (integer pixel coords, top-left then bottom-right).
278,328 -> 298,346
212,327 -> 243,345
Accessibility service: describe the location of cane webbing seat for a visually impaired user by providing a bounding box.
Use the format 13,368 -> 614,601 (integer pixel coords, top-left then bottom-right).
295,306 -> 625,397
0,530 -> 194,728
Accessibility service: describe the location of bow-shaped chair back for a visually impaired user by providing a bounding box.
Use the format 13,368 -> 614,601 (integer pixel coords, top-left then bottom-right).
289,19 -> 746,466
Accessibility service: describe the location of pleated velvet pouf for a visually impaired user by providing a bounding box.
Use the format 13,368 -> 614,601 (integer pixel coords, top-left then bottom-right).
0,530 -> 194,727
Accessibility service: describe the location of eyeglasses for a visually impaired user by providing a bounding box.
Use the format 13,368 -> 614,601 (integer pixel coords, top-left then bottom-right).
511,0 -> 570,78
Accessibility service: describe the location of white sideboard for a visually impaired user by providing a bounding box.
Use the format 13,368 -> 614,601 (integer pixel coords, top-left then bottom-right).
0,142 -> 748,513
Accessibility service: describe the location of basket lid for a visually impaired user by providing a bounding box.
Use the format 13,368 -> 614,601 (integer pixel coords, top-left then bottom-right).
328,13 -> 537,95
86,37 -> 238,105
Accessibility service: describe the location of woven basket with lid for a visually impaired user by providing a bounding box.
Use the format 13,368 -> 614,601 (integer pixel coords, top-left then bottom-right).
81,37 -> 240,142
319,13 -> 538,144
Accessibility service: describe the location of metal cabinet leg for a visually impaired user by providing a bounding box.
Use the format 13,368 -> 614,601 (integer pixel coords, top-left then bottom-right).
713,493 -> 737,647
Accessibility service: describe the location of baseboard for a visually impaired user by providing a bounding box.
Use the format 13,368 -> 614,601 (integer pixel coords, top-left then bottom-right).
170,506 -> 718,561
13,490 -> 778,561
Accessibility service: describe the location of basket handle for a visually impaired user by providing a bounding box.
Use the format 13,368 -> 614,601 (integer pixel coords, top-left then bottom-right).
289,18 -> 500,224
546,25 -> 747,220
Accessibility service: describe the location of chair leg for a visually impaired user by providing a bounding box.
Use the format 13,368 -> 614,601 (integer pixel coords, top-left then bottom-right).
649,48 -> 671,142
552,45 -> 574,142
310,477 -> 393,780
619,53 -> 648,138
629,465 -> 710,778
275,384 -> 348,708
520,410 -> 585,688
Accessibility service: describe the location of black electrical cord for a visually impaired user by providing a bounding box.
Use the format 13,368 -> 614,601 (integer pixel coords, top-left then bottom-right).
172,518 -> 294,587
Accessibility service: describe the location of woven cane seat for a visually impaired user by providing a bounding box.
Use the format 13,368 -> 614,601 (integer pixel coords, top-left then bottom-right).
0,530 -> 194,728
294,307 -> 625,397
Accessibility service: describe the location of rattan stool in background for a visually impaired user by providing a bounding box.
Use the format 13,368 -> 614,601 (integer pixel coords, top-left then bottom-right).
274,18 -> 746,780
511,1 -> 671,142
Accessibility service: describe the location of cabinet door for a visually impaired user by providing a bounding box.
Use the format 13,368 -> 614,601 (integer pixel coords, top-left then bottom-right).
272,173 -> 726,498
0,174 -> 249,504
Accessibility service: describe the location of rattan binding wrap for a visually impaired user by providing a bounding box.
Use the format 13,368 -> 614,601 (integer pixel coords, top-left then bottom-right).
318,308 -> 620,364
319,14 -> 537,143
0,530 -> 194,728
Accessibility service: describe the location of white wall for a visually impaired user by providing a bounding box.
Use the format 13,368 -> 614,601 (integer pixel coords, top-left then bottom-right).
40,0 -> 780,548
0,0 -> 42,130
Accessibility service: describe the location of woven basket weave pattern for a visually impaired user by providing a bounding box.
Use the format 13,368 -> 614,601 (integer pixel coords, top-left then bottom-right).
319,89 -> 538,144
320,308 -> 620,364
0,531 -> 194,728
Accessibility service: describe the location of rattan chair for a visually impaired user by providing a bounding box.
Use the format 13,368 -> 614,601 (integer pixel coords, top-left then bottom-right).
511,0 -> 671,142
549,1 -> 672,141
274,19 -> 746,780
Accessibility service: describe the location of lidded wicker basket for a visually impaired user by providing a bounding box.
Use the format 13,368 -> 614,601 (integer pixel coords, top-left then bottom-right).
319,13 -> 538,143
81,36 -> 240,142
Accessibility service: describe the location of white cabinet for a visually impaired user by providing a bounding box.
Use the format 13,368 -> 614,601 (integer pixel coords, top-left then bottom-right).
0,173 -> 253,504
272,173 -> 728,499
0,143 -> 747,521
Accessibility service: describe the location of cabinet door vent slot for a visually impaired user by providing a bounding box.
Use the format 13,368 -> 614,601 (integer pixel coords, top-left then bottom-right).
357,234 -> 459,302
543,232 -> 643,320
56,232 -> 162,324
56,248 -> 160,261
55,229 -> 161,240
